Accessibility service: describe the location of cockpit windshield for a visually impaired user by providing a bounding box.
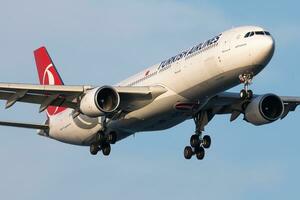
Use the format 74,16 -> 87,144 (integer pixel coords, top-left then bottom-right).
244,31 -> 271,38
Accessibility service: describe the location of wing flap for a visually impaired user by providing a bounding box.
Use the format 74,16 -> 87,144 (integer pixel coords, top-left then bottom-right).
0,91 -> 77,109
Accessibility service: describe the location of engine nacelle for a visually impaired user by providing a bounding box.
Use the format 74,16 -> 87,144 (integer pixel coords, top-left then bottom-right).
80,86 -> 120,117
245,94 -> 284,126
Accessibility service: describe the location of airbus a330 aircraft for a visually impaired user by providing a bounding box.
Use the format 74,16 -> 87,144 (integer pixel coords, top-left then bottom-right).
0,26 -> 299,160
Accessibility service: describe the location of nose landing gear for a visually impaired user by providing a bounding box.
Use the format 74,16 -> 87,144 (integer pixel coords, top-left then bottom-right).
239,73 -> 254,100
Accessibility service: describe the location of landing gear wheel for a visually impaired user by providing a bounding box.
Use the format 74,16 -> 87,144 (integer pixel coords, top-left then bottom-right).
240,89 -> 247,100
107,131 -> 117,144
90,144 -> 99,155
184,146 -> 193,160
195,147 -> 205,160
102,144 -> 111,156
247,90 -> 253,99
202,135 -> 211,149
190,135 -> 200,147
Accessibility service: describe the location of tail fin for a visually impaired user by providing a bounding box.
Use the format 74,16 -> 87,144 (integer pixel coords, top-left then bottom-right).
34,46 -> 66,116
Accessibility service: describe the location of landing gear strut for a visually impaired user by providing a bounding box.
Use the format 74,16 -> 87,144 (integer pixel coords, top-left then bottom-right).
239,73 -> 254,100
239,73 -> 253,100
184,111 -> 213,160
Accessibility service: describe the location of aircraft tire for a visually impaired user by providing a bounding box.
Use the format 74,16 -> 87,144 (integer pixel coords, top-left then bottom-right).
202,135 -> 211,149
195,146 -> 205,160
90,144 -> 99,155
240,89 -> 247,100
102,144 -> 111,156
184,146 -> 193,159
190,135 -> 200,148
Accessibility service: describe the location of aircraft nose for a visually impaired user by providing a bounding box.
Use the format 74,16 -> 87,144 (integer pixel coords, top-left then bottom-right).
262,36 -> 275,57
252,36 -> 275,66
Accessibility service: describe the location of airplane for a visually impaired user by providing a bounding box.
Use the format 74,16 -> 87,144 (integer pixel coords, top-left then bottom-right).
0,25 -> 299,160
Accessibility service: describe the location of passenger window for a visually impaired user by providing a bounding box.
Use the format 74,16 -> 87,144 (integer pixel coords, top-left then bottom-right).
244,32 -> 250,38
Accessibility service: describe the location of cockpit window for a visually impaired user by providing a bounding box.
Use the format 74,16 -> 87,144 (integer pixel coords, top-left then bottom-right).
244,31 -> 255,38
244,32 -> 250,38
244,31 -> 271,38
255,31 -> 265,35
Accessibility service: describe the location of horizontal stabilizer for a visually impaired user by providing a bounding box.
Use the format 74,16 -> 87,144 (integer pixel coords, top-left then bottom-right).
0,120 -> 49,130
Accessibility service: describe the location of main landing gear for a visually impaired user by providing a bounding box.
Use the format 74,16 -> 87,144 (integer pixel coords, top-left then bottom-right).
184,112 -> 213,160
184,134 -> 211,160
239,73 -> 254,100
89,131 -> 117,156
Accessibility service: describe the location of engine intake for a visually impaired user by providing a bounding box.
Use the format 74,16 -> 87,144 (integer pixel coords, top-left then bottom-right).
245,94 -> 284,126
96,87 -> 120,113
80,86 -> 120,117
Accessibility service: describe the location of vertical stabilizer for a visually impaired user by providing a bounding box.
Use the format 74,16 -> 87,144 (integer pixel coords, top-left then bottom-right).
34,47 -> 66,116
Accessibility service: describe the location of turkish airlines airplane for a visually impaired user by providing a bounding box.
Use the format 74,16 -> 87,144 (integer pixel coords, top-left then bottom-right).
0,26 -> 299,160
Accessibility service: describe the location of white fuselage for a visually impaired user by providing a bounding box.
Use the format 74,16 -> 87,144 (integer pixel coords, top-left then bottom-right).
47,26 -> 275,146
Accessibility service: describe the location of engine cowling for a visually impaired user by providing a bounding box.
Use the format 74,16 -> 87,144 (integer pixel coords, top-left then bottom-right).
80,86 -> 120,117
244,94 -> 284,126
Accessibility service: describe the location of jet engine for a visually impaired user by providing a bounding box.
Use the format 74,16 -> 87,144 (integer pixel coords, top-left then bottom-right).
244,94 -> 284,126
80,86 -> 120,117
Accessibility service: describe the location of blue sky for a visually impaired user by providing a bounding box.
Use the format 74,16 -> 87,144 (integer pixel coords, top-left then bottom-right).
0,0 -> 299,199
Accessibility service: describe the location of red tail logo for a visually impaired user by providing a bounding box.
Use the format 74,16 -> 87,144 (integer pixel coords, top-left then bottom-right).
42,63 -> 57,85
34,46 -> 66,116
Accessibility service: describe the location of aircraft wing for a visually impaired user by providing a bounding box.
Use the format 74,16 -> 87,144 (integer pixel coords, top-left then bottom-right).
0,83 -> 89,111
203,92 -> 300,121
0,120 -> 49,130
0,82 -> 167,113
